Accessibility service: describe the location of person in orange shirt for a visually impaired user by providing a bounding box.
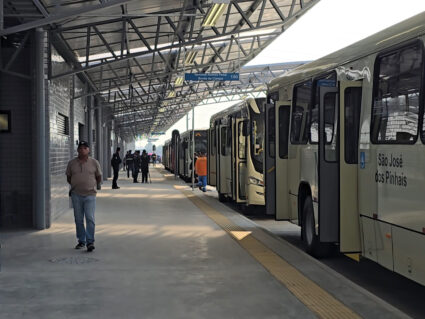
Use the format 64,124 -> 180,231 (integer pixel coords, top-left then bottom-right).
195,152 -> 207,192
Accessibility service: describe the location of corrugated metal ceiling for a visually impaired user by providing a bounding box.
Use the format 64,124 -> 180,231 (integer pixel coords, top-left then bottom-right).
1,0 -> 319,139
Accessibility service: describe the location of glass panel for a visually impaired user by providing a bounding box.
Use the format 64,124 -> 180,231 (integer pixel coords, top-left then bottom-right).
324,92 -> 338,162
279,106 -> 290,159
250,109 -> 264,173
372,44 -> 422,143
313,73 -> 337,144
324,93 -> 336,143
226,126 -> 232,153
268,108 -> 276,158
195,131 -> 208,155
291,81 -> 312,144
220,127 -> 227,155
344,87 -> 362,164
238,121 -> 246,159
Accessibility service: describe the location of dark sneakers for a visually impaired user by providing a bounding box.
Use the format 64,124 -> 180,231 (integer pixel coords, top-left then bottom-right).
87,243 -> 95,252
75,243 -> 85,249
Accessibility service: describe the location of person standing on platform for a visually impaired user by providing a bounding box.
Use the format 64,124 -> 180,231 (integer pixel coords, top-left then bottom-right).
111,147 -> 121,189
151,153 -> 157,167
66,141 -> 102,252
123,150 -> 129,171
126,150 -> 134,178
141,149 -> 150,183
133,150 -> 141,183
195,152 -> 207,192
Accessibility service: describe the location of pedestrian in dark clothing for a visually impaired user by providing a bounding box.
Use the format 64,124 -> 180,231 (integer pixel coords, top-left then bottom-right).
141,149 -> 150,183
126,150 -> 134,178
111,147 -> 122,189
123,151 -> 129,171
151,153 -> 157,167
133,150 -> 141,183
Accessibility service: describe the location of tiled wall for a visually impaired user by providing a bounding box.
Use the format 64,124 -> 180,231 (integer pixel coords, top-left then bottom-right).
49,46 -> 86,222
0,44 -> 33,228
0,34 -> 103,229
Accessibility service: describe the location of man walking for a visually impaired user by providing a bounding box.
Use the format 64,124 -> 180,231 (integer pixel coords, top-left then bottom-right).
66,141 -> 102,252
195,152 -> 207,192
111,147 -> 122,189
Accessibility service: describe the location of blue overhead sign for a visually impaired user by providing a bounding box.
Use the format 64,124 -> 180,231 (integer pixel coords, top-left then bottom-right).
185,73 -> 239,81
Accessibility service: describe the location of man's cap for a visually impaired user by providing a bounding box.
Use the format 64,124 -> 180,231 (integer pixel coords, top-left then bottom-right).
78,140 -> 89,148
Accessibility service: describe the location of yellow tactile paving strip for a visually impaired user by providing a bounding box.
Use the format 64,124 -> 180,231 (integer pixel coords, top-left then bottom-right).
176,186 -> 361,319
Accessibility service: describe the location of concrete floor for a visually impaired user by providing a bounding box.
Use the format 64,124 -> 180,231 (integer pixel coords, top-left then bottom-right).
0,167 -> 409,319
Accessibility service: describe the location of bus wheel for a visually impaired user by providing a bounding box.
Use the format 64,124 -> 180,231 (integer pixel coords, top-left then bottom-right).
218,193 -> 226,202
302,196 -> 331,258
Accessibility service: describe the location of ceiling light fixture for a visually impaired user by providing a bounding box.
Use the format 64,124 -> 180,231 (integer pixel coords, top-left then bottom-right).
184,51 -> 197,65
175,76 -> 184,87
202,3 -> 228,27
168,91 -> 176,98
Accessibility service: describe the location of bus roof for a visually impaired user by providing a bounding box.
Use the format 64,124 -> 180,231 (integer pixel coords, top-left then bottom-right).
269,11 -> 425,92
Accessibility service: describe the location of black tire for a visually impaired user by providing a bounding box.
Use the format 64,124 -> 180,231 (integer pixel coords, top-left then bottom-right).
218,193 -> 226,202
301,196 -> 331,258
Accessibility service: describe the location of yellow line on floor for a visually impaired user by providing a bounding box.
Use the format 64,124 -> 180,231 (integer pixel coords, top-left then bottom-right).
177,186 -> 360,319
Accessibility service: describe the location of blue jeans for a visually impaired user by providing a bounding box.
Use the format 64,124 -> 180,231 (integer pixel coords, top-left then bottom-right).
198,175 -> 207,191
71,192 -> 96,245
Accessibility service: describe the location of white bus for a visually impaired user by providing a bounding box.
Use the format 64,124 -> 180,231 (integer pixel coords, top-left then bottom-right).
267,11 -> 425,286
208,98 -> 265,208
178,129 -> 208,182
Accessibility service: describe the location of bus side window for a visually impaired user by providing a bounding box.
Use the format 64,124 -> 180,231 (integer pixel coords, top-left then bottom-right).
371,43 -> 422,144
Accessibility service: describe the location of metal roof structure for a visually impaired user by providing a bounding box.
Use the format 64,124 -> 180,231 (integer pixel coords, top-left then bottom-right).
1,0 -> 319,139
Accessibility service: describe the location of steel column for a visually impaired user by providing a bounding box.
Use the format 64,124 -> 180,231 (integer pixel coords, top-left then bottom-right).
34,28 -> 46,230
191,104 -> 195,191
96,99 -> 103,173
70,75 -> 75,158
88,95 -> 93,151
103,123 -> 109,180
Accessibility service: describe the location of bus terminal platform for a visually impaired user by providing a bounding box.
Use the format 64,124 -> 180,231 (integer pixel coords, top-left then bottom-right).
0,167 -> 409,319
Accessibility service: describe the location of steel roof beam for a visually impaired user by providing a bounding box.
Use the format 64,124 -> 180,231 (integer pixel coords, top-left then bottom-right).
74,55 -> 252,98
0,0 -> 139,36
50,19 -> 286,79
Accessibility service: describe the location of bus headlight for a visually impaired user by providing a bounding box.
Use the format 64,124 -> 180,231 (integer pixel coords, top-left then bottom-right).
248,176 -> 263,186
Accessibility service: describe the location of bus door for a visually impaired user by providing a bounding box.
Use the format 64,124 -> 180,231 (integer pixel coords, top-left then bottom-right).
318,86 -> 339,242
276,104 -> 291,220
339,81 -> 362,252
235,119 -> 247,203
265,103 -> 276,215
208,127 -> 217,186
